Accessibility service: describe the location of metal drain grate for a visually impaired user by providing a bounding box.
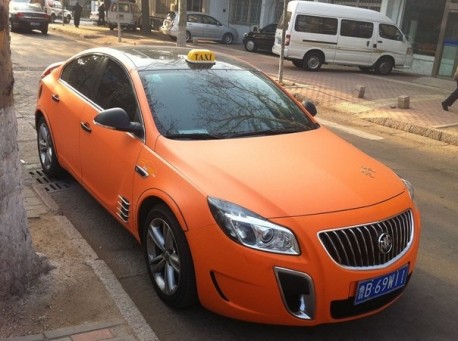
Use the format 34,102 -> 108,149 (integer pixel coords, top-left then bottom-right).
28,168 -> 73,193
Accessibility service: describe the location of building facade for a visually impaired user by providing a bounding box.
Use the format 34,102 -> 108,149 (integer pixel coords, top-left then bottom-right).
148,0 -> 457,78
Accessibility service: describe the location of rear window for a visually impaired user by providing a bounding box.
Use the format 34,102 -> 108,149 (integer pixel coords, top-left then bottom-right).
141,69 -> 316,139
295,15 -> 337,35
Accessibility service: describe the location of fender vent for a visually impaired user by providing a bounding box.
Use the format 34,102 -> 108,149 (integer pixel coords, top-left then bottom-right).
117,195 -> 130,223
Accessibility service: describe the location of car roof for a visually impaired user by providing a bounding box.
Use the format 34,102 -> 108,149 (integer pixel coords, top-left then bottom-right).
72,46 -> 258,72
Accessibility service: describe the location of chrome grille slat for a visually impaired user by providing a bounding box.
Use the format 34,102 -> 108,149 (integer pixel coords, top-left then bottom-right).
318,210 -> 414,269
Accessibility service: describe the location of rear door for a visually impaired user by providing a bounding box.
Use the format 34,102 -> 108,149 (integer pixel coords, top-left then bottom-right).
335,19 -> 375,65
187,13 -> 203,38
50,54 -> 104,179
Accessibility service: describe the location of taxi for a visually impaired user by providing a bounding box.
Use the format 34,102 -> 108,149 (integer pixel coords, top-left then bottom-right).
35,47 -> 421,326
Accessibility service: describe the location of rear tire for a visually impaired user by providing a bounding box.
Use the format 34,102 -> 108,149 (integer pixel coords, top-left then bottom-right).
37,116 -> 62,177
304,52 -> 323,71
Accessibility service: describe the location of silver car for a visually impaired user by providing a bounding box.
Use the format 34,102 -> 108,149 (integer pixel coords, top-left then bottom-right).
160,11 -> 238,44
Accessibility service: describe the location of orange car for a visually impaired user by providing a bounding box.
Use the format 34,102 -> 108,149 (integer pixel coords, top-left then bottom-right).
35,47 -> 421,326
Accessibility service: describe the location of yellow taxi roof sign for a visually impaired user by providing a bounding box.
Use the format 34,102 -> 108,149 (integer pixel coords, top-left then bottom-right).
186,49 -> 216,64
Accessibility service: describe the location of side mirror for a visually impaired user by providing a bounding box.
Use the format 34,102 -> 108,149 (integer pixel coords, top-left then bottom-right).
94,108 -> 144,138
302,100 -> 317,117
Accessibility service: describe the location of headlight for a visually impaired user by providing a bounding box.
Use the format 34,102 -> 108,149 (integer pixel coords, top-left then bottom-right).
401,178 -> 414,199
208,197 -> 300,255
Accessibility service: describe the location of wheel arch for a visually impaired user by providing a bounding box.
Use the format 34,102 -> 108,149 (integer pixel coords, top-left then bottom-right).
304,49 -> 325,64
137,192 -> 190,245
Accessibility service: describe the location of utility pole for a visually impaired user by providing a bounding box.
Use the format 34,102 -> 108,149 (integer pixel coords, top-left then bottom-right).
278,0 -> 288,84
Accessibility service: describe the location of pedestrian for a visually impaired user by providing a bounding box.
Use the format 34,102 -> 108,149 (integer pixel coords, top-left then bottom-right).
73,1 -> 82,28
442,65 -> 458,111
98,3 -> 106,26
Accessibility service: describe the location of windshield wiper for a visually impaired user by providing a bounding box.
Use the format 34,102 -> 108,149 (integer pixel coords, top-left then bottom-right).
165,132 -> 223,140
229,127 -> 306,138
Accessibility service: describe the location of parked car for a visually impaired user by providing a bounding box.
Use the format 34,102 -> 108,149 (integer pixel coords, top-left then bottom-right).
44,0 -> 71,24
9,0 -> 49,34
243,24 -> 276,52
107,1 -> 141,31
35,46 -> 420,326
89,11 -> 99,24
160,11 -> 238,44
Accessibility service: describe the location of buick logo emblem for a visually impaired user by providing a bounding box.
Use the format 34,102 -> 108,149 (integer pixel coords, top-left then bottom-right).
378,233 -> 393,254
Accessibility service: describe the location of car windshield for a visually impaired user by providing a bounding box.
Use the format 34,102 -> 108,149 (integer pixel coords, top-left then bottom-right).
141,69 -> 317,139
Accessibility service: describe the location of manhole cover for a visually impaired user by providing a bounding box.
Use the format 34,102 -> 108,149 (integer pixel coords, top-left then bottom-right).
28,168 -> 73,193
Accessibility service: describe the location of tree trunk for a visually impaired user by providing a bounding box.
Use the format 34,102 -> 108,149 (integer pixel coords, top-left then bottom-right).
176,0 -> 187,47
0,0 -> 48,300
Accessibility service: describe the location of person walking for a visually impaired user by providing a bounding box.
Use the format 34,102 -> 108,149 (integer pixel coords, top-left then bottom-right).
73,1 -> 82,28
442,65 -> 458,111
98,3 -> 106,26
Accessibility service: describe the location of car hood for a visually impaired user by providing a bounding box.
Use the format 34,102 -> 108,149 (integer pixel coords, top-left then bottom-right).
155,128 -> 405,218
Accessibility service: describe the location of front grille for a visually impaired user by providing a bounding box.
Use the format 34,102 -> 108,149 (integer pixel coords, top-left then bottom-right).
318,210 -> 413,269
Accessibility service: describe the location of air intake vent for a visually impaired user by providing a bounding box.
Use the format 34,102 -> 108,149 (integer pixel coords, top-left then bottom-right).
117,195 -> 130,223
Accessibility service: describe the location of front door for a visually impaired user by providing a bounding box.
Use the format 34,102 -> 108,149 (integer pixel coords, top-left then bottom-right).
80,57 -> 144,220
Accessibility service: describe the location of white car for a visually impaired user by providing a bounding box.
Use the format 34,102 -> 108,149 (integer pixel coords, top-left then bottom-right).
160,11 -> 238,44
44,0 -> 71,24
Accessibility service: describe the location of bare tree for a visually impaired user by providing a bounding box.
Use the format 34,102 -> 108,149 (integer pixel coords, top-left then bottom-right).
176,0 -> 187,47
0,0 -> 49,300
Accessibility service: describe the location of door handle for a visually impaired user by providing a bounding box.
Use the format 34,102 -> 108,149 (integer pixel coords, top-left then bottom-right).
80,122 -> 92,133
135,165 -> 149,177
51,94 -> 60,102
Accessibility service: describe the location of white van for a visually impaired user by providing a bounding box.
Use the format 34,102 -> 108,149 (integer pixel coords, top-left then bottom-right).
272,1 -> 413,75
107,1 -> 141,31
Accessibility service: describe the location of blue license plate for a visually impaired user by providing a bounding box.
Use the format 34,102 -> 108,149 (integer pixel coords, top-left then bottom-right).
354,265 -> 409,305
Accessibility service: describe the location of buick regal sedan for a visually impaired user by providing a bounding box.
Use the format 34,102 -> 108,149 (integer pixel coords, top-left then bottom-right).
9,0 -> 49,34
35,46 -> 421,326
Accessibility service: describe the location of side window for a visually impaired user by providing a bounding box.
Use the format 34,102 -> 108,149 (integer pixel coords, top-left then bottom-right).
187,14 -> 200,23
203,15 -> 218,25
379,24 -> 403,41
94,59 -> 140,123
61,54 -> 103,99
341,20 -> 374,38
295,15 -> 337,35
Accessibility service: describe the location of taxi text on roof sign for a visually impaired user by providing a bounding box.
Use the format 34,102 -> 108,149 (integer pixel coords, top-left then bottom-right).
186,49 -> 216,64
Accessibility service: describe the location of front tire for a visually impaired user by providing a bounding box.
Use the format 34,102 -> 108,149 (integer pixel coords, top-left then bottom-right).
222,33 -> 233,44
37,116 -> 62,177
244,39 -> 257,52
143,205 -> 197,308
375,58 -> 393,75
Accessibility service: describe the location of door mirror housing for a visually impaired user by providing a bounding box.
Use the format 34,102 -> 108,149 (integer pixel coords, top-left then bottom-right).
94,108 -> 144,138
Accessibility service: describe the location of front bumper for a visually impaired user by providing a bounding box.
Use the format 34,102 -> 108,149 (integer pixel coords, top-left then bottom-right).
187,194 -> 421,325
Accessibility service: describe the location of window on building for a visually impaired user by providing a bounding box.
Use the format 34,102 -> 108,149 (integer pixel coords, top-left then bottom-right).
229,0 -> 262,25
187,0 -> 202,12
295,15 -> 338,35
331,0 -> 382,11
402,0 -> 445,56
